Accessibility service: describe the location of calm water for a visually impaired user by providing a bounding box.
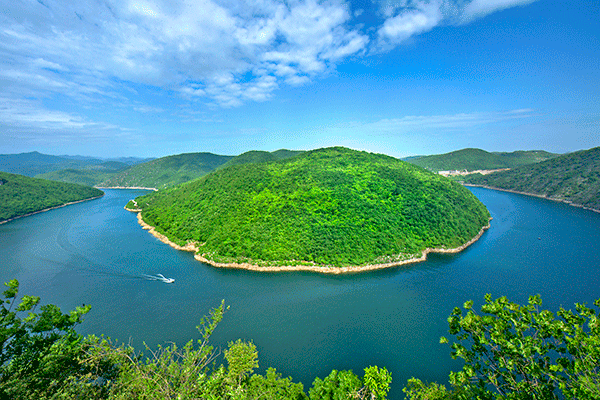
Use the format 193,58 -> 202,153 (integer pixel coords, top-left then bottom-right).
1,187 -> 599,398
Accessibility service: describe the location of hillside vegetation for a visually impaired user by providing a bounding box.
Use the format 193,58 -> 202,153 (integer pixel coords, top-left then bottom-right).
130,147 -> 490,268
37,150 -> 302,189
36,161 -> 130,187
463,147 -> 600,211
217,149 -> 304,170
405,148 -> 558,171
98,152 -> 233,189
0,172 -> 104,222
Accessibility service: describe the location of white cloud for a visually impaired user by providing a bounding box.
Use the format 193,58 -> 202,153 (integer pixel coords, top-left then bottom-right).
461,0 -> 538,22
360,109 -> 538,133
378,1 -> 443,46
0,0 -> 539,112
0,97 -> 126,140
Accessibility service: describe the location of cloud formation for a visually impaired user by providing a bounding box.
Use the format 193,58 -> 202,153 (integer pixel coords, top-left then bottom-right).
0,0 -> 538,109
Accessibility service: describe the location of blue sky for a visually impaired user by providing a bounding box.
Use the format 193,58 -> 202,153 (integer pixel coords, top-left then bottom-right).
1,0 -> 598,158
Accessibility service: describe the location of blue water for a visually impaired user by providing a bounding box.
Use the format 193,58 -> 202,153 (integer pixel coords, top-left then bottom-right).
1,187 -> 599,398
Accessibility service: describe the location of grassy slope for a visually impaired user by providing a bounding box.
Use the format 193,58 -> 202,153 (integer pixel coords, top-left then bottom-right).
99,152 -> 233,189
131,147 -> 490,267
0,172 -> 104,222
405,148 -> 558,171
463,147 -> 600,210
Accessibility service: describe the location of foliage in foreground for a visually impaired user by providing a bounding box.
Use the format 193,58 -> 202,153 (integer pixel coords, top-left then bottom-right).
407,294 -> 600,400
0,280 -> 391,400
3,279 -> 599,400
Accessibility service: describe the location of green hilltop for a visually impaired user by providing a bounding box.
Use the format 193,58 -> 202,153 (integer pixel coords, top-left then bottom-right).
217,149 -> 304,170
129,147 -> 490,268
463,146 -> 600,211
0,172 -> 104,223
405,148 -> 558,171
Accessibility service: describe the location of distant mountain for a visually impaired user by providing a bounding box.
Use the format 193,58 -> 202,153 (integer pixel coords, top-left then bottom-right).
404,148 -> 558,171
0,151 -> 103,176
463,147 -> 600,211
217,149 -> 303,170
98,152 -> 233,189
36,161 -> 130,187
0,171 -> 104,223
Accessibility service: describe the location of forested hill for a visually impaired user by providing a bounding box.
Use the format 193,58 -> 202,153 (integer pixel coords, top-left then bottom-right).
463,146 -> 600,211
217,149 -> 304,170
0,172 -> 104,223
129,147 -> 490,268
405,148 -> 558,171
98,152 -> 233,189
36,161 -> 130,187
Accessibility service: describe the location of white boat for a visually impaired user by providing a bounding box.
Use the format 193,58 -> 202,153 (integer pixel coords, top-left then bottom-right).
157,274 -> 175,283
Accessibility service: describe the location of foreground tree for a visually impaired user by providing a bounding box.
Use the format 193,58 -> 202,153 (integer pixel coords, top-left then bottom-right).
0,279 -> 117,399
407,294 -> 600,400
0,279 -> 392,399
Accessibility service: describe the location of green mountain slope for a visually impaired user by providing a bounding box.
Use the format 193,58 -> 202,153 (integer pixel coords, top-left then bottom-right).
0,172 -> 104,223
129,147 -> 490,268
36,161 -> 130,187
99,152 -> 233,189
0,151 -> 103,176
217,149 -> 303,170
463,147 -> 600,211
405,148 -> 558,171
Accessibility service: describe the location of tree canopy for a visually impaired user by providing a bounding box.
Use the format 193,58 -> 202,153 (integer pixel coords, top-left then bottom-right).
0,171 -> 103,223
130,147 -> 491,268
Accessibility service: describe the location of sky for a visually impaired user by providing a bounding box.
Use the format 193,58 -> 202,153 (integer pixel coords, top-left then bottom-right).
1,0 -> 598,158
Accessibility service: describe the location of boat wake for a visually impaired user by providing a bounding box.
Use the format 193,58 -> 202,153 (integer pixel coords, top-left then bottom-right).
143,273 -> 175,284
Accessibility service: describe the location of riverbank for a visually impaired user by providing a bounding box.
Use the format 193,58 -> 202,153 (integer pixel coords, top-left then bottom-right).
464,184 -> 600,214
128,206 -> 491,274
0,194 -> 104,225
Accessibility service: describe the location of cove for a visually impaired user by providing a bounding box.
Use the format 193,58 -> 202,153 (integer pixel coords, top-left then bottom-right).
0,187 -> 599,399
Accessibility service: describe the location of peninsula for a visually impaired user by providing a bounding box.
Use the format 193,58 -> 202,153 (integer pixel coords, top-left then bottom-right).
127,147 -> 491,272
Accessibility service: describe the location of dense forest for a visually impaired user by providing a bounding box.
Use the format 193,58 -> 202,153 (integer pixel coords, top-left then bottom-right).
129,147 -> 490,268
3,279 -> 598,399
404,148 -> 557,171
98,152 -> 233,189
462,147 -> 600,211
0,172 -> 104,223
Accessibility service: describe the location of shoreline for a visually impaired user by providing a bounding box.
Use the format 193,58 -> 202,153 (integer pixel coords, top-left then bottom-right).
97,186 -> 158,191
464,184 -> 600,214
128,206 -> 491,274
0,194 -> 104,225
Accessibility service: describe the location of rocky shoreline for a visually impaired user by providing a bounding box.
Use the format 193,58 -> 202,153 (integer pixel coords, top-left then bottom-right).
128,206 -> 491,274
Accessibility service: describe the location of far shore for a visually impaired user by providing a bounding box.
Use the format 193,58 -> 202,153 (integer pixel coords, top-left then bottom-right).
464,184 -> 600,214
127,206 -> 491,274
96,186 -> 158,191
0,194 -> 104,225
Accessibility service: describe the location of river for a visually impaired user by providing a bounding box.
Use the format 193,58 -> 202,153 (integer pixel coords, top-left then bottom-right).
0,187 -> 599,398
